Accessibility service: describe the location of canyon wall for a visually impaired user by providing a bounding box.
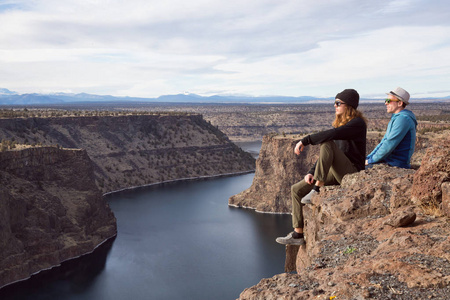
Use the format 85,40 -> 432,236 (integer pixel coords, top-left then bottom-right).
0,114 -> 255,193
0,147 -> 117,288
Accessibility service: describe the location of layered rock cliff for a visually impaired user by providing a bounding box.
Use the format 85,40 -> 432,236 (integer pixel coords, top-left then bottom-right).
236,133 -> 450,299
0,147 -> 117,288
0,114 -> 255,193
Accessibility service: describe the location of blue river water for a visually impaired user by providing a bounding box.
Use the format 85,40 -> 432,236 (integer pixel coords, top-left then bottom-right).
1,142 -> 293,300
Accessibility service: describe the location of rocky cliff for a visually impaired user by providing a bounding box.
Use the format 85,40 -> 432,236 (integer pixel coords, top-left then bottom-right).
0,114 -> 255,193
236,133 -> 450,299
0,147 -> 117,288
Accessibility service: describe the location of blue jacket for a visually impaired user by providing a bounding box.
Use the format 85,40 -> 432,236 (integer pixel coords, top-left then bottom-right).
367,109 -> 417,168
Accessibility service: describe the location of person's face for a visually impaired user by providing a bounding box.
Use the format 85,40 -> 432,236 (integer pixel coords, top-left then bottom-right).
334,99 -> 347,116
385,94 -> 403,114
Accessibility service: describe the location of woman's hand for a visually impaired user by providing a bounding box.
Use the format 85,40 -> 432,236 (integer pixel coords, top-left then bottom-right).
294,141 -> 305,155
304,174 -> 314,185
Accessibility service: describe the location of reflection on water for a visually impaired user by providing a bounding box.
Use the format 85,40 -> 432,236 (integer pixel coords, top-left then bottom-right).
0,237 -> 116,300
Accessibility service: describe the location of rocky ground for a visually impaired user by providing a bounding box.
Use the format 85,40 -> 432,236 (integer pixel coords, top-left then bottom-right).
238,140 -> 450,300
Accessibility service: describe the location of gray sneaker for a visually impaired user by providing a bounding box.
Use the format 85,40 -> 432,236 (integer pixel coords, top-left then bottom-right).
301,189 -> 318,204
275,231 -> 305,245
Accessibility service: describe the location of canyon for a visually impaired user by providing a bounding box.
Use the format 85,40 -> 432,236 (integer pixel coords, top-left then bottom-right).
1,103 -> 449,297
0,113 -> 255,290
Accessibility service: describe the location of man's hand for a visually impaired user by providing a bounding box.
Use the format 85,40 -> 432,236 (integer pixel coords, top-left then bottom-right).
365,159 -> 369,165
294,141 -> 305,155
304,174 -> 314,185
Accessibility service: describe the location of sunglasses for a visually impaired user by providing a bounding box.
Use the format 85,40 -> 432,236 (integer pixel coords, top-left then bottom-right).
385,98 -> 401,104
334,101 -> 346,107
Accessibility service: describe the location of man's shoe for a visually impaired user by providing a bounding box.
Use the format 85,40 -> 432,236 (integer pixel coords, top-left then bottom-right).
275,231 -> 305,245
301,189 -> 318,204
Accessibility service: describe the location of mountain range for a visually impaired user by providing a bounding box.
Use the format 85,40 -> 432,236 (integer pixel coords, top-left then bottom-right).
0,88 -> 332,105
1,88 -> 449,105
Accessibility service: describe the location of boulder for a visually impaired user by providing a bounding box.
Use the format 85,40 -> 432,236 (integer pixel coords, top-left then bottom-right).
411,140 -> 450,207
383,207 -> 416,227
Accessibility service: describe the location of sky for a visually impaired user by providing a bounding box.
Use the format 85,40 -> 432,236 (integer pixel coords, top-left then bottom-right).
0,0 -> 450,99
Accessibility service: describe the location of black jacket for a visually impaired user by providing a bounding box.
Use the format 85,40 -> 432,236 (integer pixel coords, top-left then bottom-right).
300,117 -> 367,173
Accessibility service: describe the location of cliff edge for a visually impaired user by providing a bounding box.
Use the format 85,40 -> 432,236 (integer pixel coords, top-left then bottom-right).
237,134 -> 450,299
0,147 -> 117,288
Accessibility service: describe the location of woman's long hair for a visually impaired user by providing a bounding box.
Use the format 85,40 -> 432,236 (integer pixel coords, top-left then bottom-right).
332,105 -> 367,128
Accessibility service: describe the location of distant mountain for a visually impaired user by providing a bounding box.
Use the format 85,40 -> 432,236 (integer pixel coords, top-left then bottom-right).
1,94 -> 65,105
0,88 -> 17,96
0,88 -> 448,105
0,90 -> 331,105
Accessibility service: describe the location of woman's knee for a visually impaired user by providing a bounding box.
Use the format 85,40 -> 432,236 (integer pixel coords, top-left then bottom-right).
320,140 -> 336,151
291,182 -> 300,195
291,180 -> 312,197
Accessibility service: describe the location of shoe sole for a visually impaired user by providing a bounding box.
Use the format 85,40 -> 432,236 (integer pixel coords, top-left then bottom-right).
275,238 -> 305,245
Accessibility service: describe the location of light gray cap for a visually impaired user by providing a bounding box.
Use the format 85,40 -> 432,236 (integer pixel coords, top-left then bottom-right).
387,87 -> 410,104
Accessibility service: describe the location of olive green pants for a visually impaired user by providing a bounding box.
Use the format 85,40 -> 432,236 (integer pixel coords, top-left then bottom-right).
291,141 -> 357,228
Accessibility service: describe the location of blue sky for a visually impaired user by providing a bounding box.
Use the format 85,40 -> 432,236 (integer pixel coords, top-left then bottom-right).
0,0 -> 449,98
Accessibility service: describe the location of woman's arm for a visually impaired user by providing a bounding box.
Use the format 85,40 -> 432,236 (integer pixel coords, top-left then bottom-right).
302,117 -> 366,146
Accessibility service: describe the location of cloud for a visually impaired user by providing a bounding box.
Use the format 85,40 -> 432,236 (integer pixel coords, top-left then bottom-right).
0,0 -> 450,98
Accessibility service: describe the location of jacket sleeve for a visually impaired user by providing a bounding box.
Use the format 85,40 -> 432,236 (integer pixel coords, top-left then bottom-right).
367,115 -> 410,164
301,117 -> 365,146
367,138 -> 383,160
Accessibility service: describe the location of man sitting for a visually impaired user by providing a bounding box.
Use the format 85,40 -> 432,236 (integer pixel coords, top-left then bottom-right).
366,87 -> 417,169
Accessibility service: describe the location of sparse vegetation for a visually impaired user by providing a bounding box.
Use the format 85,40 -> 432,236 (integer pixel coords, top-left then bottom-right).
343,246 -> 357,255
416,114 -> 450,122
1,139 -> 17,151
420,198 -> 444,217
417,125 -> 450,134
0,108 -> 191,119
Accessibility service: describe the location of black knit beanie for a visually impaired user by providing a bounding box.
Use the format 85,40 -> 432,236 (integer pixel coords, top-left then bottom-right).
335,89 -> 359,109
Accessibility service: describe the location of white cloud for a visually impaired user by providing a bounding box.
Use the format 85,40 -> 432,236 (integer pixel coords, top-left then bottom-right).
0,0 -> 450,98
